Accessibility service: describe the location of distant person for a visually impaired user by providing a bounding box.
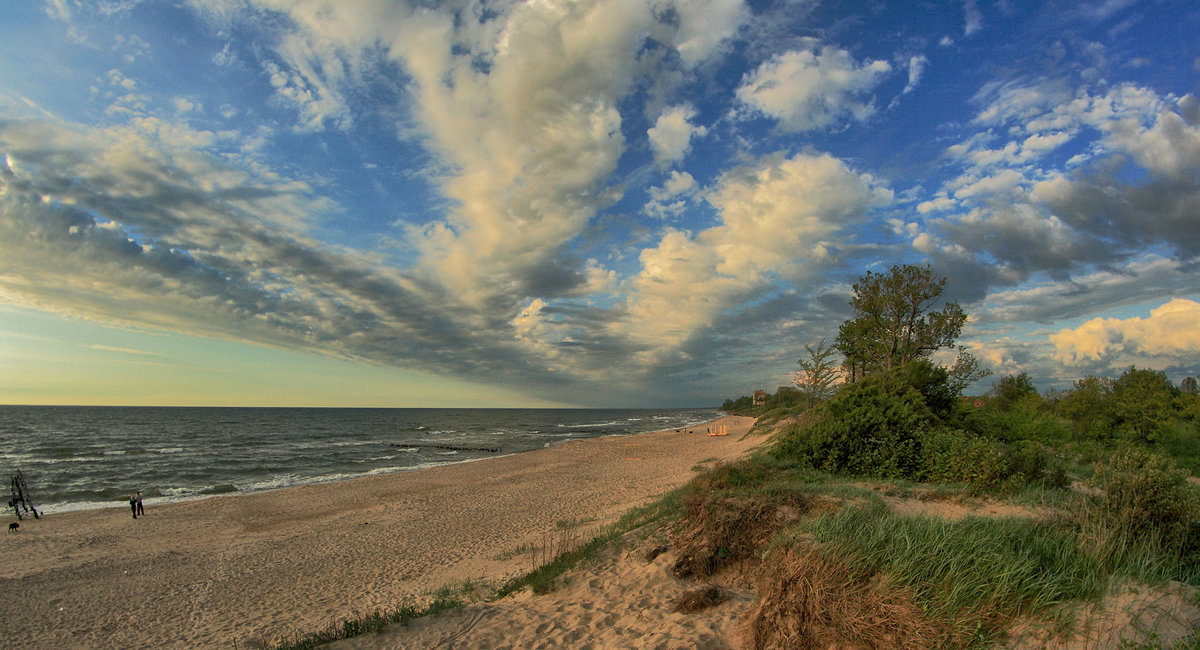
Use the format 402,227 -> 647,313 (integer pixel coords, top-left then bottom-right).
135,492 -> 144,517
129,494 -> 138,519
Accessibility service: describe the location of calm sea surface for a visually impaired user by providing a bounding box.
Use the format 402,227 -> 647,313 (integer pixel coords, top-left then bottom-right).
0,406 -> 721,514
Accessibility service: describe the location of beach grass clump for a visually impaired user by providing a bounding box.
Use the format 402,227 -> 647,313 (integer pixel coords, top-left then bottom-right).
670,459 -> 811,579
744,547 -> 938,650
793,500 -> 1111,645
262,591 -> 463,650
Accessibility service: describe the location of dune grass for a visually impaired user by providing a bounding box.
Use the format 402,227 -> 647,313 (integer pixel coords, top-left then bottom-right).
794,502 -> 1105,644
262,590 -> 464,650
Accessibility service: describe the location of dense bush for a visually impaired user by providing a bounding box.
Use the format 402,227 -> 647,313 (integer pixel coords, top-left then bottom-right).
774,373 -> 932,480
966,394 -> 1071,443
1087,448 -> 1200,561
899,360 -> 957,420
1111,367 -> 1181,443
920,429 -> 1066,493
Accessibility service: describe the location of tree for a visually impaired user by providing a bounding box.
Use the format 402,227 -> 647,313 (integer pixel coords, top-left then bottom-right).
1112,366 -> 1180,443
794,339 -> 841,409
1181,376 -> 1198,396
834,264 -> 970,378
946,347 -> 991,396
991,372 -> 1039,408
1056,375 -> 1115,440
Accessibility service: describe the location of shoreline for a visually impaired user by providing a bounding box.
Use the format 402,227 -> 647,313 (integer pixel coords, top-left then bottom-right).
26,411 -> 726,516
0,414 -> 759,648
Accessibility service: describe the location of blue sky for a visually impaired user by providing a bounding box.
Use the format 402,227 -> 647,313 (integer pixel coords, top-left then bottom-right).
1,0 -> 1198,407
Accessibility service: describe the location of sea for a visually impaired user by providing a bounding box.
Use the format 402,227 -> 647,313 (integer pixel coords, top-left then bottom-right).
0,406 -> 721,515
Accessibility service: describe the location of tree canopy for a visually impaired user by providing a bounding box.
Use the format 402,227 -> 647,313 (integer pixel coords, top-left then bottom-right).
793,339 -> 840,408
834,264 -> 968,380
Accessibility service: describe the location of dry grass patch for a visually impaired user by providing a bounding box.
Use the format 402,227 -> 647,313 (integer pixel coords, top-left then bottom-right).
671,489 -> 808,581
744,547 -> 938,650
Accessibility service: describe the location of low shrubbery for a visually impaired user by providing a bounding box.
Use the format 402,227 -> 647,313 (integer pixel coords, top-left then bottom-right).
772,369 -> 1065,494
773,372 -> 932,480
1085,449 -> 1200,571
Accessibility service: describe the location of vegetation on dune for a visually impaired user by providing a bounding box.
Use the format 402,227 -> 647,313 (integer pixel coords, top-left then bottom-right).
714,264 -> 1200,647
268,264 -> 1200,649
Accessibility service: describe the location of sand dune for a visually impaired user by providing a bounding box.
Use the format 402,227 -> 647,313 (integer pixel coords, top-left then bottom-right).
329,533 -> 755,650
0,416 -> 759,649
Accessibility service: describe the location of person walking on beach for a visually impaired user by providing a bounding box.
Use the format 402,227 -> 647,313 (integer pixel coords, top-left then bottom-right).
135,491 -> 144,517
129,494 -> 138,519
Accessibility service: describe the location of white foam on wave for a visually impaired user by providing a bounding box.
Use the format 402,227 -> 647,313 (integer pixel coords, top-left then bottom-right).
562,421 -> 620,429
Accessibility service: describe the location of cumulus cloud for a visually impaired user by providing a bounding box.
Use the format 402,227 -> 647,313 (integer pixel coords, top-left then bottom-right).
736,39 -> 892,132
2,0 -> 773,404
924,80 -> 1200,308
666,0 -> 750,67
644,170 -> 697,220
1052,298 -> 1200,365
615,152 -> 892,364
648,104 -> 707,166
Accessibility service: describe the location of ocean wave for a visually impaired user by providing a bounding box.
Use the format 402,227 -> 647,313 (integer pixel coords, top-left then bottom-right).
561,421 -> 620,429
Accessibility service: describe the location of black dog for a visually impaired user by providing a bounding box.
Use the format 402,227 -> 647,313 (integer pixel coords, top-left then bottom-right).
7,522 -> 18,533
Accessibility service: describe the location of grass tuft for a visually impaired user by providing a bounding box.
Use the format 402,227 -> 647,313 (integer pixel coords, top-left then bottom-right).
262,593 -> 463,650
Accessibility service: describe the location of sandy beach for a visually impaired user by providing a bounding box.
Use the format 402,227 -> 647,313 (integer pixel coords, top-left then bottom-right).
0,415 -> 759,649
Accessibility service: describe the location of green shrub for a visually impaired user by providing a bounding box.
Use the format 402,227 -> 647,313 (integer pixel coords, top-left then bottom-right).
774,372 -> 932,480
920,429 -> 1067,494
967,394 -> 1071,443
1088,449 -> 1200,562
920,428 -> 1006,490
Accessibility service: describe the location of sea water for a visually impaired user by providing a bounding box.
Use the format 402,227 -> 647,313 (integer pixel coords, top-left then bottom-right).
0,406 -> 720,514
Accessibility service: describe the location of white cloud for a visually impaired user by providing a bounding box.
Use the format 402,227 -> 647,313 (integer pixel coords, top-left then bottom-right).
736,39 -> 892,132
644,170 -> 698,220
963,0 -> 983,36
1052,298 -> 1200,365
391,0 -> 652,307
663,0 -> 750,67
917,196 -> 956,213
615,152 -> 892,362
903,55 -> 928,94
647,104 -> 707,166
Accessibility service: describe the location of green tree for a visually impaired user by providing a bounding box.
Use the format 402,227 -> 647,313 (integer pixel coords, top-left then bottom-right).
1056,375 -> 1115,440
794,339 -> 841,409
1112,366 -> 1181,444
946,346 -> 991,396
1180,376 -> 1198,396
991,372 -> 1039,409
834,264 -> 970,378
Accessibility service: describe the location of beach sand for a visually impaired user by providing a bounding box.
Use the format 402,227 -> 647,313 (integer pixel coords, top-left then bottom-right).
0,415 -> 759,649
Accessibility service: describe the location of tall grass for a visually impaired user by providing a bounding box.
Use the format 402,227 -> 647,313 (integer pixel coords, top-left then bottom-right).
796,501 -> 1111,644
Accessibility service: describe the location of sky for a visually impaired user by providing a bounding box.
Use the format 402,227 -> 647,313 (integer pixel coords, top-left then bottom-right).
1,0 -> 1198,408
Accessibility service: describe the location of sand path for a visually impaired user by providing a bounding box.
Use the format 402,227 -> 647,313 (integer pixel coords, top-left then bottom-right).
0,416 -> 759,648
